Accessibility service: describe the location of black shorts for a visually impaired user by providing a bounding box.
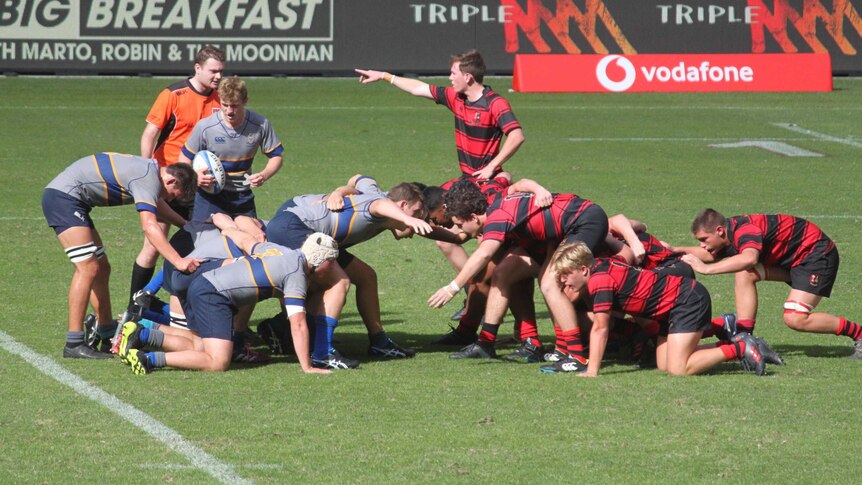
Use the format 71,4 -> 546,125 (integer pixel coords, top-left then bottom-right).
42,188 -> 94,235
562,203 -> 609,253
652,260 -> 694,279
789,247 -> 839,297
665,282 -> 712,335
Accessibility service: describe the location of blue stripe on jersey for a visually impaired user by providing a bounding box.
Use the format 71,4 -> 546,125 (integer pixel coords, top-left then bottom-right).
332,196 -> 359,242
135,201 -> 157,213
283,297 -> 305,307
93,153 -> 128,206
223,236 -> 245,257
221,159 -> 253,173
265,144 -> 284,157
354,175 -> 375,185
241,256 -> 275,301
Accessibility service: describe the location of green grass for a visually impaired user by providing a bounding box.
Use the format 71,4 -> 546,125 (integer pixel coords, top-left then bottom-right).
2,76 -> 861,484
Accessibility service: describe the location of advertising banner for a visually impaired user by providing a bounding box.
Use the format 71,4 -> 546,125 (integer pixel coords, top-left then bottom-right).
512,53 -> 833,92
0,1 -> 860,75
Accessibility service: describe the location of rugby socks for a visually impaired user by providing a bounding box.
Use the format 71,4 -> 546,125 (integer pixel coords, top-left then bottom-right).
704,317 -> 725,339
369,330 -> 390,348
563,327 -> 587,364
720,340 -> 745,361
65,331 -> 85,348
142,308 -> 170,325
518,319 -> 541,347
737,319 -> 755,334
139,327 -> 165,348
455,316 -> 480,336
836,317 -> 862,340
143,270 -> 164,294
129,263 -> 155,305
145,351 -> 166,369
312,315 -> 338,359
553,323 -> 566,354
478,321 -> 499,344
96,320 -> 118,339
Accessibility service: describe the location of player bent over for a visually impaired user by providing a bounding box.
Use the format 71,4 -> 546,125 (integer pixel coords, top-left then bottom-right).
118,232 -> 338,375
550,242 -> 782,376
42,153 -> 200,359
676,209 -> 862,359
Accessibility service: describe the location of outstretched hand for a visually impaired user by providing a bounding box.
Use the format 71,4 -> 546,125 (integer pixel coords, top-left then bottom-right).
355,69 -> 384,84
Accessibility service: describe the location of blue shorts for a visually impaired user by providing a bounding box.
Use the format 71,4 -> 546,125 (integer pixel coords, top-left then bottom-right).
42,188 -> 94,235
165,258 -> 224,300
267,205 -> 313,249
192,189 -> 256,222
183,277 -> 235,340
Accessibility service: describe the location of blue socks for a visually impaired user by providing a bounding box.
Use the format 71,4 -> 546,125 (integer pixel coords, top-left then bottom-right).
312,315 -> 338,359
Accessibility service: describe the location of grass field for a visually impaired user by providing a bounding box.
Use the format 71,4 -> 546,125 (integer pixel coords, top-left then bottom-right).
1,75 -> 861,484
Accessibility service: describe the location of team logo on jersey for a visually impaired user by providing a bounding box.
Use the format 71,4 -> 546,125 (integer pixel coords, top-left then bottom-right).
215,136 -> 226,144
810,274 -> 821,286
246,133 -> 260,146
474,112 -> 482,123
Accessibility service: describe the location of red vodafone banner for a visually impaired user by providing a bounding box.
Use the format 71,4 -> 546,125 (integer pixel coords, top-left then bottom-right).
512,54 -> 832,93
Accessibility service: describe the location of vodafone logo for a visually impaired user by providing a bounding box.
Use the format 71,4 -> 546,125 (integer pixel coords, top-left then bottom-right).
596,55 -> 636,92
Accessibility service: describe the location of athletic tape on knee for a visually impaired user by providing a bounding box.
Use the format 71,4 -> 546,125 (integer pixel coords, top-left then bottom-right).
94,245 -> 106,259
66,242 -> 98,263
784,300 -> 813,315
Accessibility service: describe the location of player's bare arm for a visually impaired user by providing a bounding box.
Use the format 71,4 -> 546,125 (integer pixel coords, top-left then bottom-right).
661,243 -> 714,261
428,238 -> 502,308
355,69 -> 434,99
139,211 -> 202,273
288,312 -> 331,374
473,127 -> 525,180
369,199 -> 432,236
140,122 -> 160,159
582,311 -> 612,377
507,178 -> 553,207
682,247 -> 759,275
325,185 -> 360,211
607,214 -> 646,264
155,199 -> 188,227
247,155 -> 283,188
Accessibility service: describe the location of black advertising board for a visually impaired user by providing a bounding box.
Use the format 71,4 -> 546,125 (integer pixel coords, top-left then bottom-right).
1,1 -> 860,75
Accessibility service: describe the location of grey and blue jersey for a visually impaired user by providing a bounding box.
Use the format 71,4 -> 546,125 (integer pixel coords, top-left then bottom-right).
187,234 -> 246,261
202,242 -> 308,308
45,153 -> 161,213
283,176 -> 389,249
181,109 -> 283,193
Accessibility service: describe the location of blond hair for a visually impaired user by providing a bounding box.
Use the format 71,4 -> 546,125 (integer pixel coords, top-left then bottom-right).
218,76 -> 248,104
549,241 -> 595,275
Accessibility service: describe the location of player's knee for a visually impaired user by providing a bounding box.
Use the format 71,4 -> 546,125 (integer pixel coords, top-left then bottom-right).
736,267 -> 762,284
783,300 -> 813,331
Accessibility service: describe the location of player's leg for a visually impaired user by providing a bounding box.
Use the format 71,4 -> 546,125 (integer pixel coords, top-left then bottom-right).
129,221 -> 170,303
306,260 -> 357,369
231,303 -> 271,363
733,267 -> 764,333
56,226 -> 113,359
343,255 -> 415,359
160,338 -> 234,371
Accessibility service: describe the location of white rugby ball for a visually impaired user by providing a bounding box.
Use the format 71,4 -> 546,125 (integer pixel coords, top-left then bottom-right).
192,150 -> 226,194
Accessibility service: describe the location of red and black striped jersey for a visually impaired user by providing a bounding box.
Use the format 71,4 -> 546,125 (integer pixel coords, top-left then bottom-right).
430,85 -> 521,175
482,192 -> 594,246
724,214 -> 834,268
440,175 -> 511,206
636,232 -> 679,270
588,258 -> 696,321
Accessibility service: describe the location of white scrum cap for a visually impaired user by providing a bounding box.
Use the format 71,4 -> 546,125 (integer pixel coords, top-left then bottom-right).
301,232 -> 339,268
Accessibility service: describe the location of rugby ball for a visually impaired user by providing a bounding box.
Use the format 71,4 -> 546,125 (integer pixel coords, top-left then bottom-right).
192,150 -> 226,194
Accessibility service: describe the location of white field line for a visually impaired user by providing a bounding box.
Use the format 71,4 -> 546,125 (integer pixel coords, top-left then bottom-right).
568,137 -> 820,142
771,123 -> 862,148
0,329 -> 252,485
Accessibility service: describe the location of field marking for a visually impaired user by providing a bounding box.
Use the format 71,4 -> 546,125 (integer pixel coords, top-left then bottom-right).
0,329 -> 253,485
139,463 -> 283,470
568,137 -> 818,142
771,123 -> 862,147
709,141 -> 823,157
5,105 -> 862,112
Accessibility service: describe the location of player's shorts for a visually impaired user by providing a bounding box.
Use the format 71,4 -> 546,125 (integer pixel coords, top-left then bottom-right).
183,277 -> 235,340
664,282 -> 712,335
42,188 -> 94,235
267,204 -> 313,249
165,258 -> 224,300
651,259 -> 695,279
562,203 -> 610,253
789,247 -> 839,297
191,189 -> 256,222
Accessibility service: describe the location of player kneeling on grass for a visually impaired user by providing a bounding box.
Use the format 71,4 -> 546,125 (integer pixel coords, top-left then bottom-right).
550,241 -> 783,376
118,231 -> 338,375
42,152 -> 200,359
